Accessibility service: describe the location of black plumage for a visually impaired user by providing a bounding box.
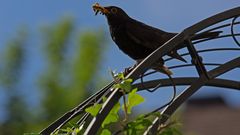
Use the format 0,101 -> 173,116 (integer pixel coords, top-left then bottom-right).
92,3 -> 221,75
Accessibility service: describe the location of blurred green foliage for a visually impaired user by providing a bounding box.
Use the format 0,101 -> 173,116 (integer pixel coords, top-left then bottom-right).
0,17 -> 107,134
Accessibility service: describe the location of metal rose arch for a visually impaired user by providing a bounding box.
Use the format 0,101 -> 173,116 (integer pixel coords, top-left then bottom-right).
40,6 -> 240,135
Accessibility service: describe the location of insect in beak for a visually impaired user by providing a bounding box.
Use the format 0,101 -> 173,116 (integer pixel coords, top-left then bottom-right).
92,3 -> 110,15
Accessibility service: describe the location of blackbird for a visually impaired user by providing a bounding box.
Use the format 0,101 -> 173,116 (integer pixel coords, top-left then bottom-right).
92,3 -> 221,75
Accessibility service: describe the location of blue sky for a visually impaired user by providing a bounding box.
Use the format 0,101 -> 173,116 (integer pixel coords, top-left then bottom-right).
0,1 -> 239,114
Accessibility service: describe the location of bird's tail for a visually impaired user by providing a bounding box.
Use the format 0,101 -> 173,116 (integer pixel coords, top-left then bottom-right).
192,31 -> 222,40
168,50 -> 187,63
176,31 -> 222,50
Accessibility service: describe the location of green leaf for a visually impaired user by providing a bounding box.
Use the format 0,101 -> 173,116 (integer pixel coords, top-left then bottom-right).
113,78 -> 133,92
134,119 -> 152,130
121,79 -> 132,92
72,128 -> 81,135
127,115 -> 152,130
59,127 -> 73,133
122,114 -> 153,134
102,102 -> 120,127
100,129 -> 111,135
113,83 -> 121,89
102,96 -> 107,102
126,88 -> 144,114
125,78 -> 133,83
117,72 -> 125,80
85,104 -> 102,117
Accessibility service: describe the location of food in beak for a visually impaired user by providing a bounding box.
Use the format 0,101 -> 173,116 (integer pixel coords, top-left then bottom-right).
92,3 -> 108,15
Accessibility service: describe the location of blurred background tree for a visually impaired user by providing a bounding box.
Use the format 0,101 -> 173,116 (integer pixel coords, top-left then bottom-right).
0,17 -> 107,135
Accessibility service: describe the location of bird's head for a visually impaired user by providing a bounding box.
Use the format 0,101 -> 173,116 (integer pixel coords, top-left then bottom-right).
92,3 -> 129,25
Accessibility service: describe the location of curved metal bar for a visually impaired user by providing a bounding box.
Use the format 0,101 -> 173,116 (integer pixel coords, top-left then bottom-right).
231,16 -> 240,47
146,74 -> 177,115
182,7 -> 240,38
169,63 -> 221,69
192,33 -> 240,44
144,57 -> 240,134
140,73 -> 162,92
140,72 -> 165,93
133,77 -> 240,91
165,47 -> 240,62
140,70 -> 157,78
198,21 -> 240,34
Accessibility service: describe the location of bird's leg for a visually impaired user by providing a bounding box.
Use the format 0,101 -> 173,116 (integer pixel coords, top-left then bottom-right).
123,67 -> 132,75
123,64 -> 137,75
123,60 -> 142,75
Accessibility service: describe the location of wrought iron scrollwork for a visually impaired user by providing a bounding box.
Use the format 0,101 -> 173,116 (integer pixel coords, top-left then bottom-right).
231,16 -> 240,46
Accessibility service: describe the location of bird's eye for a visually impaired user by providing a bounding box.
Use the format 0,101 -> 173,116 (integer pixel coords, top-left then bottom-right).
111,8 -> 118,14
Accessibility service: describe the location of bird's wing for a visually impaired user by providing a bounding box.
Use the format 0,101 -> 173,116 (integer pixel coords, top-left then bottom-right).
125,20 -> 176,50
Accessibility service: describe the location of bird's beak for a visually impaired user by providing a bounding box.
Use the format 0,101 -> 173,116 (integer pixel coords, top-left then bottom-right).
92,3 -> 110,15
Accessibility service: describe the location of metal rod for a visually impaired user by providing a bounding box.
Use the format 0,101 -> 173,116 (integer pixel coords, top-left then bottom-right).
186,39 -> 210,78
133,77 -> 240,91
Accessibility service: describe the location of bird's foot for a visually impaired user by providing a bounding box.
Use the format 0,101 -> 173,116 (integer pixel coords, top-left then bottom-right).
123,64 -> 138,75
124,67 -> 133,75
